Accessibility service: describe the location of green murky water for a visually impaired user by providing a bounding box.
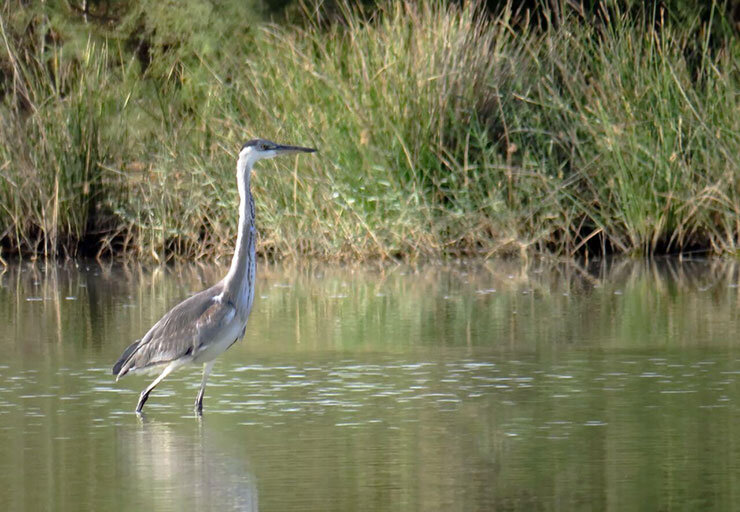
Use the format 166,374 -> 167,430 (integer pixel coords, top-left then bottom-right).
1,259 -> 739,511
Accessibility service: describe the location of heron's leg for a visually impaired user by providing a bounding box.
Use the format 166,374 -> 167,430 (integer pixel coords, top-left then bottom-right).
194,361 -> 215,414
136,361 -> 179,414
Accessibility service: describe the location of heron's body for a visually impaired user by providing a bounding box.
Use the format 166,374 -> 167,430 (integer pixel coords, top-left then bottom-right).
112,139 -> 315,414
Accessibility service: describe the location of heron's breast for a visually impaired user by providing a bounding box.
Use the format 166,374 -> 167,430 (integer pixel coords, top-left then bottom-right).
192,317 -> 247,363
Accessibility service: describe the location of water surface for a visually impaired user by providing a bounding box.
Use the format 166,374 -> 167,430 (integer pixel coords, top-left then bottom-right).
1,259 -> 739,511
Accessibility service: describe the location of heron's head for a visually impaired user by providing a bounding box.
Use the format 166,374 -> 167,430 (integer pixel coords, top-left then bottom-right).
238,138 -> 316,173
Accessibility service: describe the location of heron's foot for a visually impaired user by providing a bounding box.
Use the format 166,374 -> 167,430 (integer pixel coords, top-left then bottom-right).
136,391 -> 150,414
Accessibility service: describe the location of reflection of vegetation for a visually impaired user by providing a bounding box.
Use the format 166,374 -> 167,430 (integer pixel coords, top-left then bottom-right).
0,1 -> 738,261
3,259 -> 738,356
1,259 -> 740,510
254,259 -> 740,353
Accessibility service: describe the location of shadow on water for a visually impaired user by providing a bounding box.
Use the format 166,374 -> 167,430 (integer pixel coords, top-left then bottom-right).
117,418 -> 258,511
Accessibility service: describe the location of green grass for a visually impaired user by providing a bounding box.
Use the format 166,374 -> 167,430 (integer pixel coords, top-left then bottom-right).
0,1 -> 739,262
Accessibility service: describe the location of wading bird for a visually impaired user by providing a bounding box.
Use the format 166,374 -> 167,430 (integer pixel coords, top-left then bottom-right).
112,139 -> 316,414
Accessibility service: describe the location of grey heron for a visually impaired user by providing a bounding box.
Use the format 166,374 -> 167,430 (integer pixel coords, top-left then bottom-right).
112,139 -> 316,414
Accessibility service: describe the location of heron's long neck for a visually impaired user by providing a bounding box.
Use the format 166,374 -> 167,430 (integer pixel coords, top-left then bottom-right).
223,165 -> 256,314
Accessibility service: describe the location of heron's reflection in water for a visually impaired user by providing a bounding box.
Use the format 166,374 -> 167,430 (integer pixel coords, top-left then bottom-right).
120,418 -> 258,511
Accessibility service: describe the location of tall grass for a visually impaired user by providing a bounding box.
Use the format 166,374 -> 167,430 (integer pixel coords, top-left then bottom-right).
0,28 -> 113,258
0,1 -> 738,262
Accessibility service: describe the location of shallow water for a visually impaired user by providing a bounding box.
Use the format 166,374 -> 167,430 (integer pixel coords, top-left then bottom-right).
1,259 -> 739,511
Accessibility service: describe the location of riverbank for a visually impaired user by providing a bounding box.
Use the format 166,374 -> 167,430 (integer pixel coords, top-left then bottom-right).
1,1 -> 738,262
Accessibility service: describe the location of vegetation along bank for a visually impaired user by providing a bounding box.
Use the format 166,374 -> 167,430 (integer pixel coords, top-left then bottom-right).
0,1 -> 738,262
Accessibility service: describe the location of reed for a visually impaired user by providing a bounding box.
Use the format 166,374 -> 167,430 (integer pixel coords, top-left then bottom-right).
0,1 -> 737,261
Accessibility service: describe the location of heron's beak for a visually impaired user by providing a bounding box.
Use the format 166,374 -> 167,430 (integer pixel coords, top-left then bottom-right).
273,144 -> 317,155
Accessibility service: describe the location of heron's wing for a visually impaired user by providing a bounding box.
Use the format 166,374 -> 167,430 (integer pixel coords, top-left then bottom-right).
115,284 -> 235,377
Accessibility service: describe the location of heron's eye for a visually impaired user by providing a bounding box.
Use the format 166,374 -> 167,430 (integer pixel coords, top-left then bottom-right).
259,143 -> 268,151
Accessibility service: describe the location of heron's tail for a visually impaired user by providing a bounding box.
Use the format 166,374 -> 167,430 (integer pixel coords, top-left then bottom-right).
112,339 -> 141,379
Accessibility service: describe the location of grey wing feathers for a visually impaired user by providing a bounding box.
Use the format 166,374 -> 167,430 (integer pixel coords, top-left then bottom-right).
112,339 -> 141,375
113,284 -> 234,378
